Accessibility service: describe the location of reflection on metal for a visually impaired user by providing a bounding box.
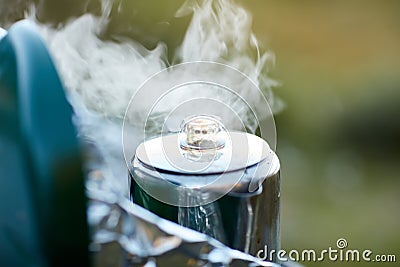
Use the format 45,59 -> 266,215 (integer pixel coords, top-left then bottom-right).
84,139 -> 280,267
180,115 -> 226,151
88,185 -> 279,267
178,189 -> 228,244
130,116 -> 281,262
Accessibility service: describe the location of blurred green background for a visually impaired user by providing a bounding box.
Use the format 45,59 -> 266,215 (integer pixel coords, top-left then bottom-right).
241,1 -> 400,266
1,0 -> 399,266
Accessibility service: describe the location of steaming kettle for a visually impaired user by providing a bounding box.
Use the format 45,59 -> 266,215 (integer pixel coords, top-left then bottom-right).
129,115 -> 281,260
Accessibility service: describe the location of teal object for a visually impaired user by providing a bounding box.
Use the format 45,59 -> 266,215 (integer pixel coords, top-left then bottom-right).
0,21 -> 88,266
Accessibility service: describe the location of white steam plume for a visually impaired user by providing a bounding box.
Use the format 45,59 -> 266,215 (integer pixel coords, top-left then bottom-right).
25,0 -> 280,195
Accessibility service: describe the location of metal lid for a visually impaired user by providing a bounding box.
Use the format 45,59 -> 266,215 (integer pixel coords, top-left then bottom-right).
135,116 -> 273,175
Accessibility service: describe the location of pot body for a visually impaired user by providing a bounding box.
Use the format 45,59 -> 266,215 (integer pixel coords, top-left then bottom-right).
129,131 -> 280,260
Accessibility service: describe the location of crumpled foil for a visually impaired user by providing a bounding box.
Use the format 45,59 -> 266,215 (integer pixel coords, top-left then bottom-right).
85,171 -> 279,267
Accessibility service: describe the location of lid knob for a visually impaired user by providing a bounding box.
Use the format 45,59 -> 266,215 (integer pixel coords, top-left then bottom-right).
180,115 -> 225,151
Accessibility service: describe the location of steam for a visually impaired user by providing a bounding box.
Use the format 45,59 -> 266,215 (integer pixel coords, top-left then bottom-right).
25,0 -> 280,195
33,14 -> 168,119
175,0 -> 280,108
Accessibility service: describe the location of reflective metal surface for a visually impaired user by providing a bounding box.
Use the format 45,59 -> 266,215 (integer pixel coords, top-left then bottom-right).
130,129 -> 281,262
88,183 -> 280,267
135,132 -> 272,176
